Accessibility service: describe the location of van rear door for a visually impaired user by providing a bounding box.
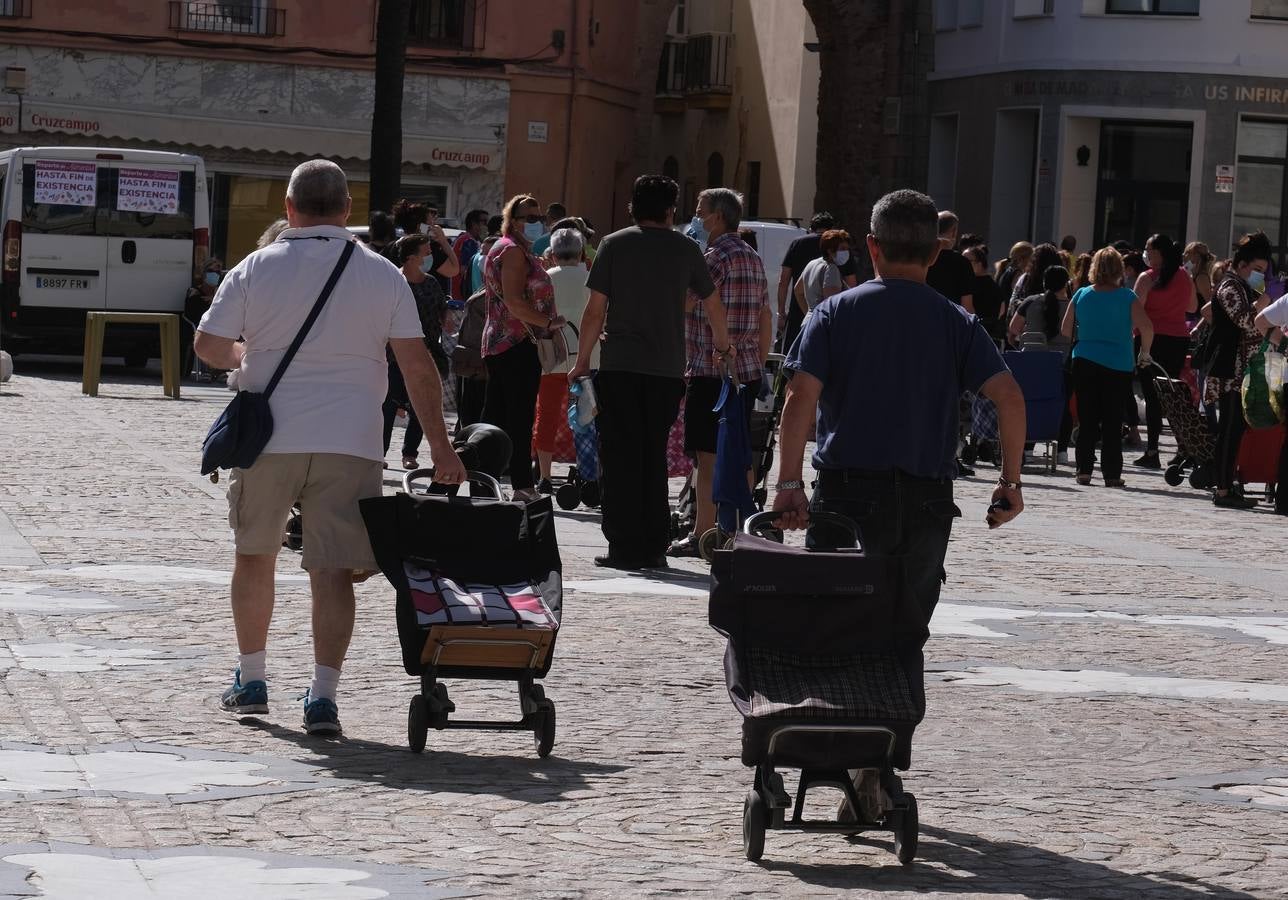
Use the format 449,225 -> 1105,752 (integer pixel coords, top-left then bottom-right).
104,163 -> 196,312
20,159 -> 110,312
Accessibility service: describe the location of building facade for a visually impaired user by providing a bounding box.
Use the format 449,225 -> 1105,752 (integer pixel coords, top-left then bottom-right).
648,0 -> 821,224
930,0 -> 1288,263
0,0 -> 657,266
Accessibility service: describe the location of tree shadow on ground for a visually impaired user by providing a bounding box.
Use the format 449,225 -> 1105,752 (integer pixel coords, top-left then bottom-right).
761,823 -> 1255,899
247,719 -> 627,804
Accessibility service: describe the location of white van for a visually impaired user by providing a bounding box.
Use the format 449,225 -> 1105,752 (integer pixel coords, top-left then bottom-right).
734,220 -> 808,335
0,147 -> 209,365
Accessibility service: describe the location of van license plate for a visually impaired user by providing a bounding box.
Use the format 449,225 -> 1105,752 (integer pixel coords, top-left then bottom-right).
35,277 -> 89,290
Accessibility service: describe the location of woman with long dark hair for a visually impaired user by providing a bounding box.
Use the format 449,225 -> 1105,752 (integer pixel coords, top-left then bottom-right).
1061,248 -> 1155,487
1009,242 -> 1062,321
1130,234 -> 1196,468
1207,232 -> 1274,509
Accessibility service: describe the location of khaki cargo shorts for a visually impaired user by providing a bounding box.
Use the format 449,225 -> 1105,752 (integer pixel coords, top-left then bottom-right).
227,453 -> 384,572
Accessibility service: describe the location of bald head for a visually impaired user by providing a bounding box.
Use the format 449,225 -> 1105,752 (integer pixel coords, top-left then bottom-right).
286,159 -> 351,225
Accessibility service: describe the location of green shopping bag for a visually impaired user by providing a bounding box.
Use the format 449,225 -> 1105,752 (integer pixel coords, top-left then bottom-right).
1242,337 -> 1288,428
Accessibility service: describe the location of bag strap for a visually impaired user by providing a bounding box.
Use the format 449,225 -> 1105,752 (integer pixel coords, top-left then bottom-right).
263,240 -> 355,399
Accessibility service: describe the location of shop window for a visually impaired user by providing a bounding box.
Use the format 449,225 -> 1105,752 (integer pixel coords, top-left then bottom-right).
1013,0 -> 1054,18
1105,1 -> 1199,14
169,1 -> 285,37
1252,0 -> 1288,19
408,0 -> 479,50
1234,118 -> 1288,266
935,0 -> 958,30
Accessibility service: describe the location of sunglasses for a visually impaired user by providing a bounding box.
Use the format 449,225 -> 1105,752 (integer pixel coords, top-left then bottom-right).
523,213 -> 543,223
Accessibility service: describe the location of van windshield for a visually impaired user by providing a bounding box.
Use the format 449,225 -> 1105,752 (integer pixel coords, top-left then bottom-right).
21,163 -> 196,239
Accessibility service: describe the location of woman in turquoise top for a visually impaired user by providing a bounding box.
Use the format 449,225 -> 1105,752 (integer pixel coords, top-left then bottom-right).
1060,246 -> 1154,487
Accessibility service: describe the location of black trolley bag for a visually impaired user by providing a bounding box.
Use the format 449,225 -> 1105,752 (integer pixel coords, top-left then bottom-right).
709,511 -> 925,863
361,470 -> 563,757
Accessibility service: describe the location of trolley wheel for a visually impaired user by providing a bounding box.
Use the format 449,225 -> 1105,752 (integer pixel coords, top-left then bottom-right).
1190,464 -> 1211,490
1164,465 -> 1184,487
742,790 -> 767,862
408,695 -> 429,753
554,482 -> 581,510
698,528 -> 721,562
534,700 -> 556,758
580,480 -> 600,508
893,794 -> 919,865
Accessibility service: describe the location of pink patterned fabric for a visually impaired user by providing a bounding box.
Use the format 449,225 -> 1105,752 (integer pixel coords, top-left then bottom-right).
667,394 -> 694,478
481,236 -> 556,358
405,563 -> 558,629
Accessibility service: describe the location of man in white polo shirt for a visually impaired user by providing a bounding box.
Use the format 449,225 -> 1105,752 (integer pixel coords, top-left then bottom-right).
1255,291 -> 1288,516
195,159 -> 466,735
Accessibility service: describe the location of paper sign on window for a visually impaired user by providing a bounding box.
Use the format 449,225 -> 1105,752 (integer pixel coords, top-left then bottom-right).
116,168 -> 180,215
33,160 -> 97,207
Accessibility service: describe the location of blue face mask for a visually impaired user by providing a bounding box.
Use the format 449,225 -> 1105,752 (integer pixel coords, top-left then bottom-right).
1248,270 -> 1267,294
523,221 -> 545,242
204,271 -> 221,286
834,250 -> 850,267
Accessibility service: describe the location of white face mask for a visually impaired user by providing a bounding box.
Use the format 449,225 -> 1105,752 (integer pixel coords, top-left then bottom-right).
834,250 -> 850,266
418,223 -> 430,234
1183,261 -> 1195,275
523,221 -> 545,241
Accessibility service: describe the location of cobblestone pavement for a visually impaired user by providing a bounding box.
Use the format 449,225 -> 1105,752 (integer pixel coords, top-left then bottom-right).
1,362 -> 1287,898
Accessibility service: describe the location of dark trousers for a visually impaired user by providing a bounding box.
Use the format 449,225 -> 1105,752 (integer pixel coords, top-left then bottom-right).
382,401 -> 424,458
482,341 -> 542,491
808,469 -> 960,769
1138,334 -> 1190,452
455,375 -> 487,432
1074,357 -> 1131,480
1213,389 -> 1247,492
780,300 -> 805,356
594,370 -> 684,562
1059,367 -> 1075,452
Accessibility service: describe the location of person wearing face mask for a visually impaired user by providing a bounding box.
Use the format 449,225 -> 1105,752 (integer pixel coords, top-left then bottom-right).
184,257 -> 226,380
530,202 -> 566,257
794,230 -> 850,318
685,210 -> 710,252
1184,241 -> 1216,312
925,211 -> 975,314
391,200 -> 459,295
1130,234 -> 1196,469
1207,232 -> 1275,508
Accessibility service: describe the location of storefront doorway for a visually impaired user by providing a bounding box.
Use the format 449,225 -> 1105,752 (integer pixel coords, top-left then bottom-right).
1094,120 -> 1192,249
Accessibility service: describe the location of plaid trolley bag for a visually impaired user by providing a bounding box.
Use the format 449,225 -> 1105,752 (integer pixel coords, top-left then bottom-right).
360,470 -> 563,757
709,512 -> 924,863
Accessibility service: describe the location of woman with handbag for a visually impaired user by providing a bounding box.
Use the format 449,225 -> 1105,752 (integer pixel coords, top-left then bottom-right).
482,195 -> 566,502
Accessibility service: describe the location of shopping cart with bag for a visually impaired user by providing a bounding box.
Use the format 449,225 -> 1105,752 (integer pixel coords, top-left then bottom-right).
359,469 -> 563,757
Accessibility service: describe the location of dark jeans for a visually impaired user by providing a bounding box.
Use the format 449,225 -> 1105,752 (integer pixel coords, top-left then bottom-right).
1059,366 -> 1075,453
1213,388 -> 1247,492
594,370 -> 684,562
1074,357 -> 1131,480
382,401 -> 423,458
808,468 -> 961,768
482,341 -> 542,491
1138,334 -> 1190,452
455,375 -> 487,432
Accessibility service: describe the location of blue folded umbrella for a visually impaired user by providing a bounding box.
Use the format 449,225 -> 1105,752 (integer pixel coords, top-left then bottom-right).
713,378 -> 756,534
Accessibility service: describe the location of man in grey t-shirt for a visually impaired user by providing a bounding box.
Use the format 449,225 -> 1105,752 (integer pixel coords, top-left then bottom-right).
568,175 -> 732,569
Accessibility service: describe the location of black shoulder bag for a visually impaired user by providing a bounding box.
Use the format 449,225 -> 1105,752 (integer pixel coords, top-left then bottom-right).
200,240 -> 356,475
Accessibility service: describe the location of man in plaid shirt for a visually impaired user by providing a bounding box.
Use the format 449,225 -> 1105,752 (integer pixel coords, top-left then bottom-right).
669,188 -> 772,558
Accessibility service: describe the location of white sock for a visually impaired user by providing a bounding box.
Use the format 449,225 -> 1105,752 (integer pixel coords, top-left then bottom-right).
238,650 -> 267,684
310,664 -> 341,702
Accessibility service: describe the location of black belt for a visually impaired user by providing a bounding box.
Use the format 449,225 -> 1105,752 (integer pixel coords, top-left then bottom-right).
817,467 -> 952,485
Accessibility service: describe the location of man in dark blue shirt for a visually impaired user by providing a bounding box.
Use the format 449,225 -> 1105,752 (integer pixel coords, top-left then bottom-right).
771,189 -> 1026,802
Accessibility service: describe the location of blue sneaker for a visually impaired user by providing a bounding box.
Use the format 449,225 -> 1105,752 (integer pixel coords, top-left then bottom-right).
221,669 -> 268,715
302,691 -> 342,735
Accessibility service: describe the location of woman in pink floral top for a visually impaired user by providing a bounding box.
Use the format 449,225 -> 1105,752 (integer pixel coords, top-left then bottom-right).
481,194 -> 564,501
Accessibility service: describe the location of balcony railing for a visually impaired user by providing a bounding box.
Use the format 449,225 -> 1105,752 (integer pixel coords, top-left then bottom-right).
0,0 -> 32,17
656,39 -> 687,96
409,0 -> 482,51
168,1 -> 286,38
684,33 -> 733,96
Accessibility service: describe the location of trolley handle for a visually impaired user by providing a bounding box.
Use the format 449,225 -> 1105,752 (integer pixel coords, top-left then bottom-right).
743,510 -> 863,551
403,468 -> 505,499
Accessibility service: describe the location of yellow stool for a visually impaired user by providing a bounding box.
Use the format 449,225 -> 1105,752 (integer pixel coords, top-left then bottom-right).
82,312 -> 181,399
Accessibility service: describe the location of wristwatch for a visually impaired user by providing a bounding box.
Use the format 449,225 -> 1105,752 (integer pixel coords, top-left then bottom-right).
775,480 -> 805,491
997,476 -> 1022,490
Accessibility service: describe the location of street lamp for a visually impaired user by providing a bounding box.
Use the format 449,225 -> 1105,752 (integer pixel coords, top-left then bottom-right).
4,66 -> 26,134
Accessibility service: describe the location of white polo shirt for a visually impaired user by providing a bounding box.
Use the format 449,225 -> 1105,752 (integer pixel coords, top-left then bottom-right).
199,225 -> 424,461
1262,292 -> 1288,330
